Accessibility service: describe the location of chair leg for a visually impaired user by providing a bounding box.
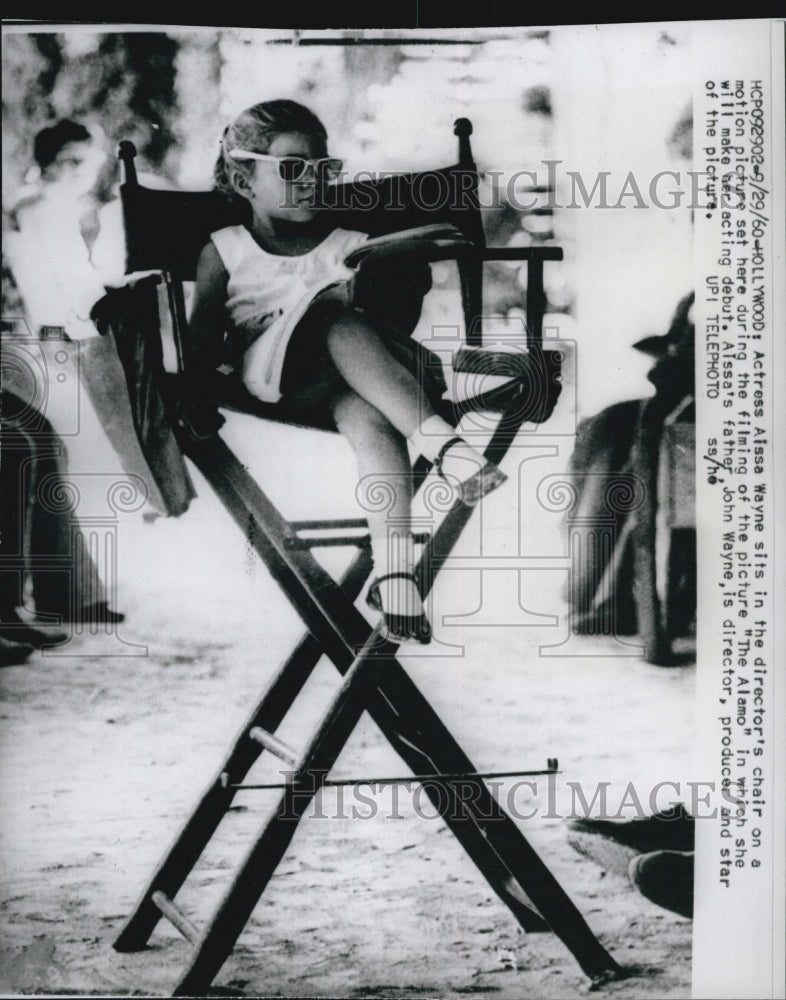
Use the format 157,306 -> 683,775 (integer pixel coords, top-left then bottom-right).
175,426 -> 619,984
118,408 -> 618,993
362,667 -> 621,979
114,554 -> 372,952
172,643 -> 382,997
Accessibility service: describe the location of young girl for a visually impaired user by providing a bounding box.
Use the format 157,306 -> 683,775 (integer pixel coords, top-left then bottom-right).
189,100 -> 507,644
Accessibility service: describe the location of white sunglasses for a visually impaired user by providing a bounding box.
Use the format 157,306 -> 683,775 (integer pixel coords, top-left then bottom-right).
228,149 -> 343,183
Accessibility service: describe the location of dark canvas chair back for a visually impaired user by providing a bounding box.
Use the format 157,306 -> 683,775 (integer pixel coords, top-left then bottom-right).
118,121 -> 483,281
119,181 -> 246,279
317,165 -> 485,245
113,120 -> 560,435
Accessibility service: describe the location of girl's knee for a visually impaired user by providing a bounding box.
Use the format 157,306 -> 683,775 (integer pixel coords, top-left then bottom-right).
325,309 -> 376,349
333,390 -> 396,439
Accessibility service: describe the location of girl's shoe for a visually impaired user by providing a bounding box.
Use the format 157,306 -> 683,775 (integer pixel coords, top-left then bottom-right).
366,572 -> 432,645
434,436 -> 507,507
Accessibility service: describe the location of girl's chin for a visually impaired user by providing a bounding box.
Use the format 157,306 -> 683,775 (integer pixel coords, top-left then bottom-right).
282,206 -> 319,221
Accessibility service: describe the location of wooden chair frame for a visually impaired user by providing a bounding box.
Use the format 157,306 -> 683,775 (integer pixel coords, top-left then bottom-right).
107,119 -> 621,996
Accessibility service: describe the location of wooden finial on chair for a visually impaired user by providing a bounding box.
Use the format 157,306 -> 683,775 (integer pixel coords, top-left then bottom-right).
117,140 -> 138,186
453,118 -> 474,166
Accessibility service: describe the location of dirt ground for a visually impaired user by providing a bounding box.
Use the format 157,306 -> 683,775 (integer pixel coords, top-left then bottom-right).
1,415 -> 695,999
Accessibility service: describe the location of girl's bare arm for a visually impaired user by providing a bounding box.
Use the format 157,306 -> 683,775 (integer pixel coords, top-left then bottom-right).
189,241 -> 230,368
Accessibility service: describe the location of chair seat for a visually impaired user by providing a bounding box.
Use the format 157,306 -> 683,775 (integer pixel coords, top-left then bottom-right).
164,345 -> 471,438
163,371 -> 335,434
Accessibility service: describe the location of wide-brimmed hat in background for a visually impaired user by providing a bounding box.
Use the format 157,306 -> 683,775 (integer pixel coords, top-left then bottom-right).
633,292 -> 695,357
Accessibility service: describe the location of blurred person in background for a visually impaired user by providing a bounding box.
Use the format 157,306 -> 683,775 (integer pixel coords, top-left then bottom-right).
564,292 -> 696,648
6,119 -> 124,336
2,119 -> 126,661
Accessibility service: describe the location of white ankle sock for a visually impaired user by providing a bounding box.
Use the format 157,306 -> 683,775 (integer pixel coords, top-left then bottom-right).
409,415 -> 487,483
371,532 -> 423,618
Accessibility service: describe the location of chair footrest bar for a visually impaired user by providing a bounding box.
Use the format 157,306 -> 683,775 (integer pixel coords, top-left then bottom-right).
289,518 -> 368,531
248,728 -> 298,767
284,526 -> 431,551
230,763 -> 560,790
151,892 -> 200,946
284,534 -> 371,550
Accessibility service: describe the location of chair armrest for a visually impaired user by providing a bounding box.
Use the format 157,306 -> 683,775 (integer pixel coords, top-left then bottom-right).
481,247 -> 564,262
345,237 -> 475,269
348,242 -> 564,270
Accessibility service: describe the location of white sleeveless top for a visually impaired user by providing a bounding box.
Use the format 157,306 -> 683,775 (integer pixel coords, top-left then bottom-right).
210,225 -> 368,402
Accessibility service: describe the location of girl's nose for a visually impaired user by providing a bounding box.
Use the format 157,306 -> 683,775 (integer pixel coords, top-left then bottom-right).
296,167 -> 318,185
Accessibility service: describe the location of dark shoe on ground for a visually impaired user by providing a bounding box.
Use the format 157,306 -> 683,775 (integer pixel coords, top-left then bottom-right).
568,803 -> 695,853
567,826 -> 641,879
0,610 -> 68,648
72,602 -> 125,625
566,804 -> 694,879
34,602 -> 126,626
628,849 -> 694,918
1,635 -> 35,667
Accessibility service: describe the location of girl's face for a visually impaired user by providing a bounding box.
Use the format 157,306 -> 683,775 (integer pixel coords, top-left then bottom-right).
239,130 -> 329,223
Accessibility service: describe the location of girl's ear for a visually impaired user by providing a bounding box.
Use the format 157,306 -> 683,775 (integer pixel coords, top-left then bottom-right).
230,166 -> 253,199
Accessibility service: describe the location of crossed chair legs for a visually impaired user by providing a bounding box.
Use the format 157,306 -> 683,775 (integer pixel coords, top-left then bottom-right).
113,382 -> 620,995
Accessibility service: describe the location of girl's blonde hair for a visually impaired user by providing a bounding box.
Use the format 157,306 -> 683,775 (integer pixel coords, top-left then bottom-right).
214,99 -> 328,202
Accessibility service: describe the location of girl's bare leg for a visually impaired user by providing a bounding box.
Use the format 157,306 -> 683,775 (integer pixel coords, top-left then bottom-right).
326,310 -> 432,438
325,311 -> 506,503
331,389 -> 425,624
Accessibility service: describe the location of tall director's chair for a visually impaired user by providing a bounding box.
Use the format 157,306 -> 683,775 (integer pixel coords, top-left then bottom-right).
99,120 -> 622,996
